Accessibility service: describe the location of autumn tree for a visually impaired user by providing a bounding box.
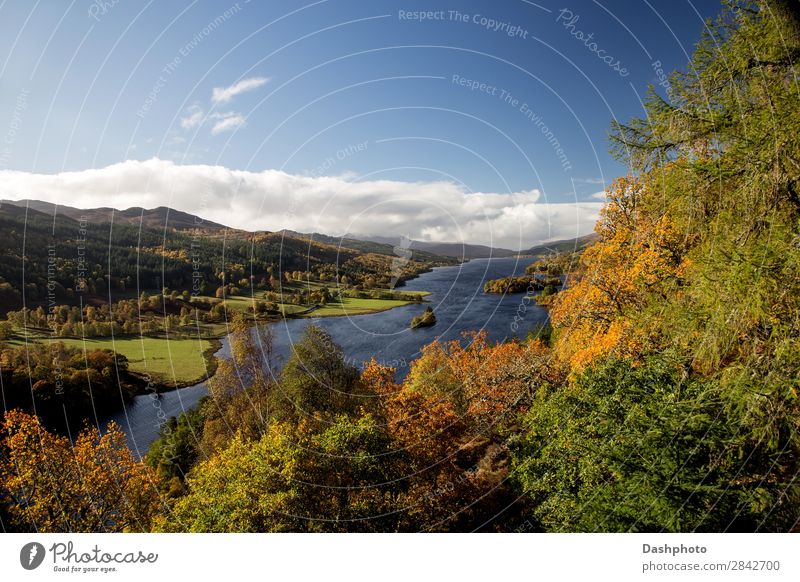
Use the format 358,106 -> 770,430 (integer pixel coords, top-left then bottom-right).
201,313 -> 274,456
365,350 -> 532,531
0,410 -> 161,532
406,331 -> 550,430
548,173 -> 690,369
158,415 -> 395,532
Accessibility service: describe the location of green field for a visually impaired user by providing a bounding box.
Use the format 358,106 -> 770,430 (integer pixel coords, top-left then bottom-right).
48,336 -> 217,388
309,296 -> 424,317
206,295 -> 252,312
25,288 -> 429,389
194,288 -> 429,319
191,294 -> 315,317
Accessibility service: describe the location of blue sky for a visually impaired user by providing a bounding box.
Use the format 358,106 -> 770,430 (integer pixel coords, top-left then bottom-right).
0,0 -> 720,248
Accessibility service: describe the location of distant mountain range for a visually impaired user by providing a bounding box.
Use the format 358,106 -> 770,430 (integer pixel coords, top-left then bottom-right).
2,199 -> 228,231
0,200 -> 464,314
525,233 -> 599,256
353,235 -> 519,260
276,230 -> 455,263
348,233 -> 599,259
1,198 -> 598,261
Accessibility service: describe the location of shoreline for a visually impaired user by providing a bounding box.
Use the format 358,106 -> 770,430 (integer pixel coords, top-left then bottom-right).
104,255 -> 543,450
96,288 -> 432,396
126,336 -> 223,394
16,271 -> 441,398
14,257 -> 547,402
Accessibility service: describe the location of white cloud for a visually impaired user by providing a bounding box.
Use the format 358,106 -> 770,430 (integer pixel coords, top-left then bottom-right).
210,112 -> 246,135
180,107 -> 246,136
0,159 -> 602,250
180,106 -> 204,129
590,190 -> 607,200
211,77 -> 269,104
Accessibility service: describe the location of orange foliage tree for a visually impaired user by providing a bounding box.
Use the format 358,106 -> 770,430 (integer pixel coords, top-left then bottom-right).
404,330 -> 550,429
550,174 -> 690,369
359,333 -> 549,531
0,410 -> 162,532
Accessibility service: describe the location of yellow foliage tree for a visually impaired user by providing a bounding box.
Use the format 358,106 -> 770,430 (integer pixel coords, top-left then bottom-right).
0,410 -> 162,532
550,174 -> 690,369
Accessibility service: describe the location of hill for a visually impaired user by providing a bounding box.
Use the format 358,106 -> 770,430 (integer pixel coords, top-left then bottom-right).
352,234 -> 518,259
525,233 -> 598,256
277,230 -> 457,264
2,199 -> 228,231
0,201 -> 449,313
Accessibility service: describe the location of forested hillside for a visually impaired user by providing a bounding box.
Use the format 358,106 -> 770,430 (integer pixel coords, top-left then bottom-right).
0,201 -> 449,312
515,0 -> 800,531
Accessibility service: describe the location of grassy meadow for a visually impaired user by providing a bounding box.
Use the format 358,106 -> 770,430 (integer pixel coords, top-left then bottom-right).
45,335 -> 218,388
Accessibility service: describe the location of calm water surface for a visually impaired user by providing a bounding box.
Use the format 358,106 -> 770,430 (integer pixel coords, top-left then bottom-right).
107,257 -> 549,456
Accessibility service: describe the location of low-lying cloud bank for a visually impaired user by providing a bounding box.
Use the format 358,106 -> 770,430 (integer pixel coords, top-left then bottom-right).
0,158 -> 602,250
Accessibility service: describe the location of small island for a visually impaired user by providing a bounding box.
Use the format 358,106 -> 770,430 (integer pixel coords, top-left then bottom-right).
410,306 -> 436,328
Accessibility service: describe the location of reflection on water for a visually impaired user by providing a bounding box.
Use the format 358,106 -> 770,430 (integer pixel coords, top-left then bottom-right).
106,257 -> 549,456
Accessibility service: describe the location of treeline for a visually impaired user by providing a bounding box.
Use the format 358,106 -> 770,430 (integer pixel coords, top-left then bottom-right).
340,288 -> 423,302
525,251 -> 580,278
4,292 -> 226,338
0,342 -> 138,434
482,275 -> 560,294
263,287 -> 423,308
1,285 -> 426,340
